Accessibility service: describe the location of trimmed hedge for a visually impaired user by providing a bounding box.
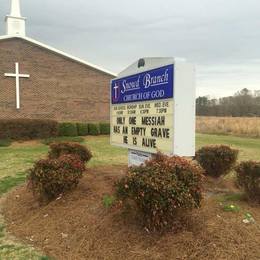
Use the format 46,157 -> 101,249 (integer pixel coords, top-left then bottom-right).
0,139 -> 12,147
58,122 -> 78,137
88,123 -> 100,136
0,119 -> 58,140
235,161 -> 260,203
195,145 -> 238,178
0,119 -> 109,140
115,153 -> 204,231
28,154 -> 86,202
77,123 -> 88,136
99,123 -> 110,135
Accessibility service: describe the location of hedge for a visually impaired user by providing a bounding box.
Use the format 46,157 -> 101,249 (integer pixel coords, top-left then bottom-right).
77,123 -> 89,136
58,122 -> 78,137
99,123 -> 110,135
88,123 -> 100,136
0,119 -> 110,140
0,139 -> 12,147
0,119 -> 58,140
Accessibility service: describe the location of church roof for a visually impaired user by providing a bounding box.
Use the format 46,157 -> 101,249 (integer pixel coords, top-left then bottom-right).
0,34 -> 116,77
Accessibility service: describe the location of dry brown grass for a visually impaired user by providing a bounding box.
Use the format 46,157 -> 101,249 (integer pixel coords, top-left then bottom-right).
196,116 -> 260,138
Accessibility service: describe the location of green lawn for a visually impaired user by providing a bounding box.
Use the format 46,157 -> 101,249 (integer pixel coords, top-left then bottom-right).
197,133 -> 260,161
0,134 -> 259,196
1,134 -> 259,181
0,134 -> 259,259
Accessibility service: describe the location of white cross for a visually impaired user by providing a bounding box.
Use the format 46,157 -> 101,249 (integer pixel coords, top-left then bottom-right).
114,83 -> 119,99
4,62 -> 30,109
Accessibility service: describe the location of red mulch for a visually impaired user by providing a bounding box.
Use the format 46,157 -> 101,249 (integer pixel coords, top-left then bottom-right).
1,166 -> 260,260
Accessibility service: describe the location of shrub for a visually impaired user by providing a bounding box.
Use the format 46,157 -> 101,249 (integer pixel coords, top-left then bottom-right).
28,154 -> 85,201
99,123 -> 110,135
0,139 -> 12,147
48,142 -> 92,163
235,161 -> 260,203
77,123 -> 89,136
195,145 -> 238,178
115,153 -> 204,231
58,122 -> 78,137
42,136 -> 84,145
0,119 -> 58,140
88,123 -> 100,135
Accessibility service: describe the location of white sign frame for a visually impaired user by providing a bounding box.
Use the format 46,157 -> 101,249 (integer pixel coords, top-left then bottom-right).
110,57 -> 195,157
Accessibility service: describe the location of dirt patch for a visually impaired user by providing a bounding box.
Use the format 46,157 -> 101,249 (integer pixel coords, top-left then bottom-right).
1,166 -> 260,260
203,175 -> 239,195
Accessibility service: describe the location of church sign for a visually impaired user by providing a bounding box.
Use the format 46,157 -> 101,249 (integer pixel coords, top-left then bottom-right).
110,58 -> 195,163
111,64 -> 173,104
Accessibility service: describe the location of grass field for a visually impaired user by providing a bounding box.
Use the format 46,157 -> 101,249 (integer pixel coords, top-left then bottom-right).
197,133 -> 260,161
0,134 -> 259,259
1,134 -> 259,193
197,116 -> 260,138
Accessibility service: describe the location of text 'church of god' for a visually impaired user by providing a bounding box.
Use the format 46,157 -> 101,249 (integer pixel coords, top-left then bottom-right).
0,0 -> 115,122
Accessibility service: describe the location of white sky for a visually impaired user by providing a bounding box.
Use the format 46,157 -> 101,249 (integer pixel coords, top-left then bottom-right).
1,0 -> 260,97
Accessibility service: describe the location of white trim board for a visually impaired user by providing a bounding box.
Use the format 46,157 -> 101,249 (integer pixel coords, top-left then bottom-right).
0,35 -> 116,77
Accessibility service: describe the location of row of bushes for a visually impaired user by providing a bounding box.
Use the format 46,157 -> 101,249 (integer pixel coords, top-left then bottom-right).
58,122 -> 110,136
0,119 -> 110,140
28,144 -> 205,231
28,142 -> 259,232
0,119 -> 58,140
117,147 -> 259,231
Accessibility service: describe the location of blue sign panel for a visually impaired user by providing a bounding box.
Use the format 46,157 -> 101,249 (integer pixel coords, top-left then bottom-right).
111,64 -> 174,104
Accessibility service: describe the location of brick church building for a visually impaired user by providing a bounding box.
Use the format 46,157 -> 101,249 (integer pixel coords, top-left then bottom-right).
0,0 -> 115,122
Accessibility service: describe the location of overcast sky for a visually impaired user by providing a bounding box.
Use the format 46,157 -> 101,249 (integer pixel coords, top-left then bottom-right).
1,0 -> 260,97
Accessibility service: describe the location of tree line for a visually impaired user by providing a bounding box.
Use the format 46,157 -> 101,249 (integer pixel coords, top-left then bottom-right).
196,88 -> 260,117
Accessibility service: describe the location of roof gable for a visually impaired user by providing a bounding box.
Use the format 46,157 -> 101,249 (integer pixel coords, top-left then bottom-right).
0,35 -> 116,77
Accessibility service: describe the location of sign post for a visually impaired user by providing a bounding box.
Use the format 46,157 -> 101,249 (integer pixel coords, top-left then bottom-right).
110,58 -> 195,166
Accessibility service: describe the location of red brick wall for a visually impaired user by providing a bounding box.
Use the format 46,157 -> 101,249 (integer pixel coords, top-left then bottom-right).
0,38 -> 113,122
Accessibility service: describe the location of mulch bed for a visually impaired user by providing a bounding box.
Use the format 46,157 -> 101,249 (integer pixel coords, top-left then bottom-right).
1,166 -> 260,260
